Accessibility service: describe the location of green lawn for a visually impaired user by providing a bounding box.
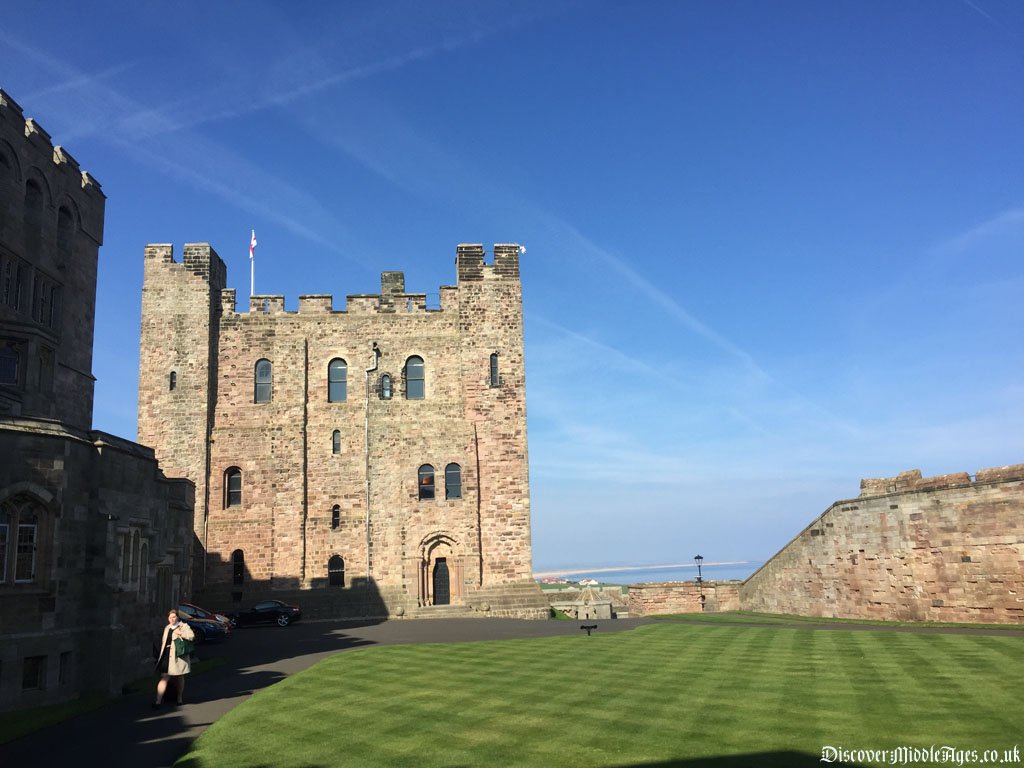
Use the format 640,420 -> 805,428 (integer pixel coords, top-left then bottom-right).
653,610 -> 1024,630
177,623 -> 1023,768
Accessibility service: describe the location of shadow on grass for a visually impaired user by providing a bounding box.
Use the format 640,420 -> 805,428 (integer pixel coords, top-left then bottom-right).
175,751 -> 866,768
0,618 -> 385,768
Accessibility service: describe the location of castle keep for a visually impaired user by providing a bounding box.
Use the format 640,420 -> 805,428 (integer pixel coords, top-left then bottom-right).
138,242 -> 548,618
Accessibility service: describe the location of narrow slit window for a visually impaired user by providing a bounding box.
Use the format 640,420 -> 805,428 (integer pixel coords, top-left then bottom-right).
169,371 -> 177,391
332,430 -> 341,455
380,373 -> 392,400
489,353 -> 500,387
331,505 -> 340,530
232,549 -> 245,585
225,467 -> 242,507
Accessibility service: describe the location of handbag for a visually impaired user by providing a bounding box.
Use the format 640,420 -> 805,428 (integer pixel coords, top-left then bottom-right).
173,637 -> 195,658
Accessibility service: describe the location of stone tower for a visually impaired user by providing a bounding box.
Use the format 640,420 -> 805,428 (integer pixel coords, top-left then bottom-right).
138,242 -> 547,618
0,90 -> 105,425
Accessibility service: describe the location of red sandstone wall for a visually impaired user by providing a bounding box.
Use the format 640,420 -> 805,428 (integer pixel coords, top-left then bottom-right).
740,465 -> 1024,624
628,581 -> 741,616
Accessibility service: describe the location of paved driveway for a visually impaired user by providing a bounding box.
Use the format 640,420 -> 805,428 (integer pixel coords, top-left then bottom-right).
3,617 -> 652,768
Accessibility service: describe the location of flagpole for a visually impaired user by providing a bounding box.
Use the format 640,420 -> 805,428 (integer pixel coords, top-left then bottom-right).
249,229 -> 257,299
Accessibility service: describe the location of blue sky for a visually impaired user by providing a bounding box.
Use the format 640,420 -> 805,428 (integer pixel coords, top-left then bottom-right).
3,1 -> 1022,571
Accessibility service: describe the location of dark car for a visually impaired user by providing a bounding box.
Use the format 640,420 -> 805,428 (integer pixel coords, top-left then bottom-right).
230,600 -> 302,627
184,615 -> 230,643
178,602 -> 234,634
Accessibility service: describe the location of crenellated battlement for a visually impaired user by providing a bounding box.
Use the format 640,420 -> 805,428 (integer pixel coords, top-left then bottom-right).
145,242 -> 519,319
859,463 -> 1024,497
456,243 -> 522,282
1,88 -> 105,202
143,242 -> 227,291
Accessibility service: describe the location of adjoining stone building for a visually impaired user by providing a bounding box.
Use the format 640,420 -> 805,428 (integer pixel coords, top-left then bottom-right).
138,242 -> 548,618
0,89 -> 194,711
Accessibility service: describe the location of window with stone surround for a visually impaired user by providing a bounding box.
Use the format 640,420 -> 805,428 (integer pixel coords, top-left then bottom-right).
445,464 -> 462,500
169,371 -> 177,391
225,467 -> 242,507
418,465 -> 435,501
332,430 -> 341,455
0,341 -> 19,385
405,356 -> 425,400
0,495 -> 47,585
489,353 -> 500,387
254,359 -> 272,403
380,373 -> 392,400
328,358 -> 347,402
22,655 -> 46,691
328,555 -> 345,586
331,505 -> 340,530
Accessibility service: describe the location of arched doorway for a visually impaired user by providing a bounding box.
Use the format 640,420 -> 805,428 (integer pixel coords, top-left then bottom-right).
432,558 -> 450,605
414,532 -> 464,607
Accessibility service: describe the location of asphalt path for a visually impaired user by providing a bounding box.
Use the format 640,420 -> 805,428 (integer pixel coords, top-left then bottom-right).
2,617 -> 653,768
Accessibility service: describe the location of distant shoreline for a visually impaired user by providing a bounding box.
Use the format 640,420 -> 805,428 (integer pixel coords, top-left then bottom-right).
533,561 -> 751,578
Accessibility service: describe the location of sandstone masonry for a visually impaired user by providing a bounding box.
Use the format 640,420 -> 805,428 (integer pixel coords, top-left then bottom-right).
138,242 -> 548,618
740,464 -> 1024,624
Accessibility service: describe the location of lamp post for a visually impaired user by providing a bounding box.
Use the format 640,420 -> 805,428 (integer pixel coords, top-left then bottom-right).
694,554 -> 704,610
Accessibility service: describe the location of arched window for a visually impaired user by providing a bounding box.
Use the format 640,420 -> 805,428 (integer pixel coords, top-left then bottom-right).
380,373 -> 392,400
405,356 -> 425,400
445,463 -> 462,500
328,555 -> 345,587
225,467 -> 242,507
254,359 -> 272,403
418,464 -> 435,501
232,549 -> 245,585
331,505 -> 340,530
328,358 -> 347,402
169,371 -> 177,391
489,353 -> 500,387
332,429 -> 341,455
24,180 -> 43,257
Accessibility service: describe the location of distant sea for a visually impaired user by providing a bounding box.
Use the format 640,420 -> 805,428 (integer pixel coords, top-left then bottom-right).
535,562 -> 761,585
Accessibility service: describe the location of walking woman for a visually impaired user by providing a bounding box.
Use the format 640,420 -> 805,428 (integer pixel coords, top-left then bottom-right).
153,608 -> 195,708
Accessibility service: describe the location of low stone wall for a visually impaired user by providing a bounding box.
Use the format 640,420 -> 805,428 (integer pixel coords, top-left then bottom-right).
741,464 -> 1024,624
628,581 -> 740,616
